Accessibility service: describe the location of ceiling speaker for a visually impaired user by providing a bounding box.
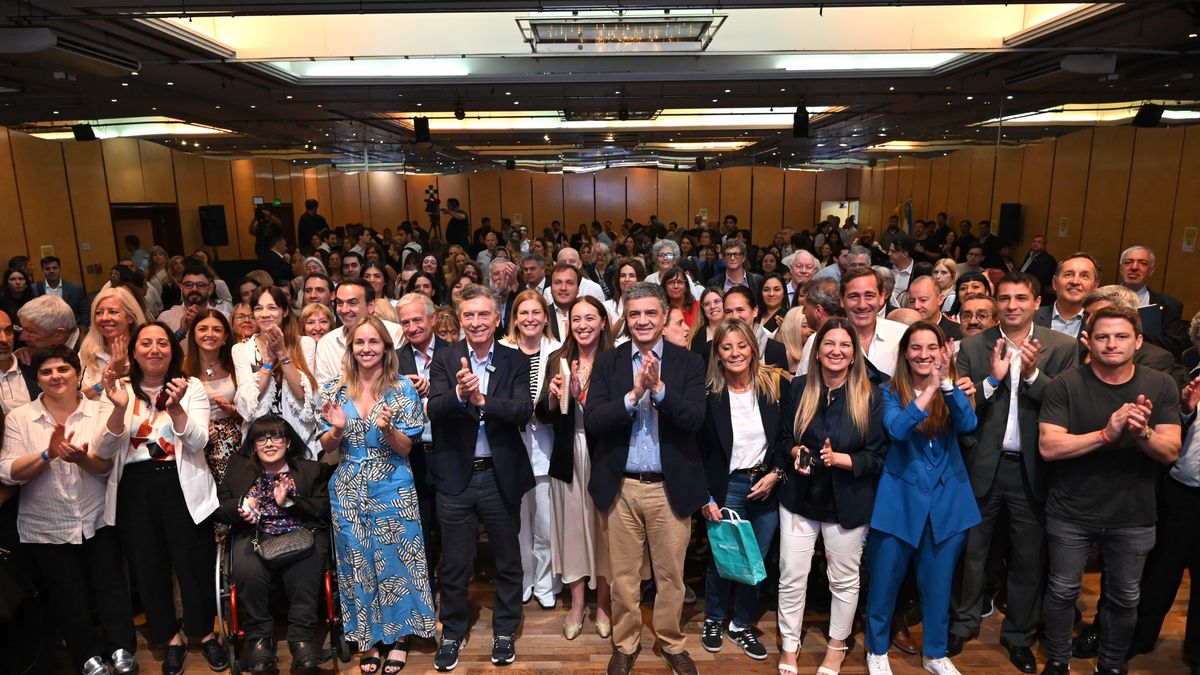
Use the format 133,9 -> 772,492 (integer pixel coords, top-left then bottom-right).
696,156 -> 706,171
413,117 -> 431,143
71,123 -> 97,141
506,159 -> 516,170
793,110 -> 809,138
1131,103 -> 1164,128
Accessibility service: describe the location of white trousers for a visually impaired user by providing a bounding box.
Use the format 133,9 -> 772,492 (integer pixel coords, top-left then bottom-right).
777,505 -> 868,652
519,476 -> 560,600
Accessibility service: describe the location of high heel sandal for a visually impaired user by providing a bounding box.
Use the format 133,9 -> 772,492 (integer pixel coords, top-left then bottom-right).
776,649 -> 799,675
817,642 -> 851,675
383,638 -> 410,674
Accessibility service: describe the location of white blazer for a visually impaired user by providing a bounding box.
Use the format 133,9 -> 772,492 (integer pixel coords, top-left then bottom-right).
500,335 -> 560,478
97,377 -> 215,526
231,337 -> 320,459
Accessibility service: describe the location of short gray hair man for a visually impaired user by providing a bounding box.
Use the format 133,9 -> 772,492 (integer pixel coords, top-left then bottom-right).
17,295 -> 76,348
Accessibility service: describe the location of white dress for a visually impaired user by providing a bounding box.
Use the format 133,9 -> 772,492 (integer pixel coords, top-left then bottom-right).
550,401 -> 610,587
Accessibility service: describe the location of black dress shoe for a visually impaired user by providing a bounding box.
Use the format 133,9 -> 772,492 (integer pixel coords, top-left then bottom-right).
200,638 -> 230,672
1073,625 -> 1099,658
289,640 -> 330,670
1040,660 -> 1069,675
1094,666 -> 1127,675
162,644 -> 187,675
1000,639 -> 1037,674
946,633 -> 965,658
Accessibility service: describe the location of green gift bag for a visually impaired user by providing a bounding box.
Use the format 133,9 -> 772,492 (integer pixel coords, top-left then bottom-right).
706,508 -> 766,586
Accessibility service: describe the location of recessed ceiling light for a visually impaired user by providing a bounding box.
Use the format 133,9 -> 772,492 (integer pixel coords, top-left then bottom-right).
1007,95 -> 1014,100
166,82 -> 174,86
779,88 -> 786,92
151,107 -> 156,111
215,105 -> 221,109
286,95 -> 292,99
131,71 -> 139,76
889,86 -> 895,91
724,89 -> 731,93
712,98 -> 718,103
514,101 -> 520,105
615,90 -> 621,94
121,82 -> 129,87
506,91 -> 512,95
966,95 -> 974,100
839,143 -> 848,147
111,98 -> 118,102
317,104 -> 322,107
1191,32 -> 1198,38
250,105 -> 256,109
417,102 -> 422,106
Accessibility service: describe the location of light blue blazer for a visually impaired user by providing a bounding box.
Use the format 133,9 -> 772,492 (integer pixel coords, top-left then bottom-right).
871,385 -> 981,548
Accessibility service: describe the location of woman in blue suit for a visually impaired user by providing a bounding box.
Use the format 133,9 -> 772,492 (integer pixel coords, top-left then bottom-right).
865,321 -> 979,675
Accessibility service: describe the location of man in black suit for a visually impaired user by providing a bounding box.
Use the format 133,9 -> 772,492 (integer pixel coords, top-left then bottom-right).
1018,235 -> 1056,303
722,286 -> 789,369
259,234 -> 294,287
586,282 -> 707,675
906,275 -> 962,340
1033,253 -> 1099,341
427,283 -> 533,671
710,239 -> 763,296
1119,245 -> 1189,356
887,233 -> 933,308
31,256 -> 88,326
395,292 -> 450,587
949,272 -> 1079,672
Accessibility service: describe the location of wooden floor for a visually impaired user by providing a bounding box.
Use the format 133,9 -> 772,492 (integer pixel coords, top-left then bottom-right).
50,570 -> 1193,674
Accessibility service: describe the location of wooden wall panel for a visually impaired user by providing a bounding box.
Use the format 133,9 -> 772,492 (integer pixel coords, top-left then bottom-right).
1163,125 -> 1200,315
102,138 -> 146,203
1080,126 -> 1136,283
814,169 -> 848,222
250,158 -> 276,204
656,170 -> 689,227
751,167 -> 784,246
946,150 -> 973,224
62,141 -> 116,292
314,166 -> 333,226
171,150 -> 208,257
202,158 -> 240,259
844,168 -> 862,200
927,156 -> 951,220
783,170 -> 817,231
230,159 -> 260,259
139,140 -> 177,203
530,173 -> 563,229
367,172 -> 407,231
990,147 -> 1025,248
594,169 -> 626,226
1122,128 -> 1185,291
272,160 -> 292,205
1018,139 -> 1056,249
0,129 -> 29,269
329,171 -> 363,227
563,174 -> 594,232
719,166 -> 753,228
468,170 -> 502,229
911,157 -> 933,223
1046,129 -> 1093,255
689,171 -> 720,226
626,168 -> 657,223
304,169 -> 319,209
858,168 -> 876,229
500,170 -> 533,227
967,146 -> 996,222
881,162 -> 899,223
10,134 -> 82,282
868,166 -> 885,225
290,167 -> 307,218
897,157 -> 915,213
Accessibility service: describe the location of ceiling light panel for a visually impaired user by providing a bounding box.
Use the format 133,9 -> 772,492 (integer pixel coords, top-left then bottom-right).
976,100 -> 1200,126
388,107 -> 834,133
21,116 -> 232,140
516,14 -> 725,53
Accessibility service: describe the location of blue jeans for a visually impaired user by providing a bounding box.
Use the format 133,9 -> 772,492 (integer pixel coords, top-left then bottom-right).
703,471 -> 779,628
1043,516 -> 1155,669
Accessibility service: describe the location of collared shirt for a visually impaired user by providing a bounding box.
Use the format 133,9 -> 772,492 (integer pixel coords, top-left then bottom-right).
457,341 -> 496,458
1171,367 -> 1200,487
786,280 -> 801,306
624,339 -> 667,473
722,269 -> 750,293
892,260 -> 915,307
1050,303 -> 1085,337
0,395 -> 111,544
412,341 -> 435,443
797,317 -> 906,378
981,324 -> 1039,452
0,358 -> 31,414
1135,286 -> 1151,307
44,281 -> 63,298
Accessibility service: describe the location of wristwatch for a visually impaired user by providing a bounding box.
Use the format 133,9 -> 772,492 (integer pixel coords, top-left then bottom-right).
773,467 -> 787,483
1141,426 -> 1153,440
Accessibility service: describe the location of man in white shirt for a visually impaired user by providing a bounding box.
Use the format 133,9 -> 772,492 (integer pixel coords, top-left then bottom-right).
798,267 -> 906,378
314,279 -> 403,383
546,264 -> 581,341
541,248 -> 604,303
0,310 -> 30,414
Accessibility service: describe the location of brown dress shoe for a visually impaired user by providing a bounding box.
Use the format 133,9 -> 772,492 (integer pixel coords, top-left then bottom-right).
607,648 -> 638,675
662,650 -> 700,675
891,617 -> 919,655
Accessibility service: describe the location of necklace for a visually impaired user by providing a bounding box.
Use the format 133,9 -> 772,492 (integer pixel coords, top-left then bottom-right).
199,358 -> 221,378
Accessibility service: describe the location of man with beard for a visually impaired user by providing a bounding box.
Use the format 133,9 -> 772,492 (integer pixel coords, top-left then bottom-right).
158,260 -> 233,338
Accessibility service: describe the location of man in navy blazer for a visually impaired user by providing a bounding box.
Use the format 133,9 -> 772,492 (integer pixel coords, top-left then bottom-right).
1118,245 -> 1189,356
427,283 -> 533,669
31,256 -> 88,327
586,282 -> 707,675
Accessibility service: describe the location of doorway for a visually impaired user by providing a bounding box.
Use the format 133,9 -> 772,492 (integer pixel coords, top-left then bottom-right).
111,205 -> 184,258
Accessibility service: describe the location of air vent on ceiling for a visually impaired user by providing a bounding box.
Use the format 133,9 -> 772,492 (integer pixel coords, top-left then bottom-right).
0,27 -> 140,77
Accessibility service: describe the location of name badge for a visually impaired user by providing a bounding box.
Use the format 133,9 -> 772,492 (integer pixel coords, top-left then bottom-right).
485,364 -> 496,373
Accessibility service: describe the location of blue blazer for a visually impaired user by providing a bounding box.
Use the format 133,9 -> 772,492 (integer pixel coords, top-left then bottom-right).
870,385 -> 980,547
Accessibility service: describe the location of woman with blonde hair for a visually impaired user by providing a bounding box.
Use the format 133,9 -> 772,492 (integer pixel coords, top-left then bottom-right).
698,318 -> 787,663
776,317 -> 886,675
500,289 -> 562,610
232,286 -> 320,458
317,316 -> 435,672
932,258 -> 959,314
300,302 -> 334,342
80,286 -> 146,399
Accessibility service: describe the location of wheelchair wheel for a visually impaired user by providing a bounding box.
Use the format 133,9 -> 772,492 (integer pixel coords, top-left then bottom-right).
215,537 -> 241,673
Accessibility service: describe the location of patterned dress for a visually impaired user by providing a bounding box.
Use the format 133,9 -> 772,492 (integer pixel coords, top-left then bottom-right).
318,376 -> 437,646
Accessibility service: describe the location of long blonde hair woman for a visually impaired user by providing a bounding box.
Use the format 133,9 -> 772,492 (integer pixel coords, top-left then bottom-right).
774,307 -> 808,377
933,258 -> 959,314
79,286 -> 146,398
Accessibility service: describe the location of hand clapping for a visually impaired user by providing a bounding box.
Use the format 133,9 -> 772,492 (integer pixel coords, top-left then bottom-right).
163,377 -> 189,412
320,400 -> 347,431
456,357 -> 484,406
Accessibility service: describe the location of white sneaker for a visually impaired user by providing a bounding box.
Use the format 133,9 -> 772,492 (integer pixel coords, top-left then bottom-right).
867,652 -> 894,675
923,656 -> 963,675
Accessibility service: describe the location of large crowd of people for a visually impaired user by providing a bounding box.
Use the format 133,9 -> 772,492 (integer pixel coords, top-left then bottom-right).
0,200 -> 1197,675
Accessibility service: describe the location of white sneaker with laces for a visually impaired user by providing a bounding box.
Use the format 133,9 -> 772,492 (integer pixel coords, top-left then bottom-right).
867,652 -> 893,675
923,656 -> 963,675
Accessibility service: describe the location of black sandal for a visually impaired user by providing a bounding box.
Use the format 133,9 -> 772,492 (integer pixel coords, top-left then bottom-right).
359,654 -> 381,674
384,638 -> 410,674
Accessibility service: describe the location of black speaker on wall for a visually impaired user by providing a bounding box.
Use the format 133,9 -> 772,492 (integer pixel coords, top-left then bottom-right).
998,203 -> 1022,244
413,117 -> 431,143
696,156 -> 706,171
72,124 -> 97,141
793,110 -> 809,138
199,205 -> 229,247
505,159 -> 516,170
1131,103 -> 1164,128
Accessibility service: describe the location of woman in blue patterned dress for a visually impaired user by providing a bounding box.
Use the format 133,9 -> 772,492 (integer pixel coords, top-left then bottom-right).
318,316 -> 436,675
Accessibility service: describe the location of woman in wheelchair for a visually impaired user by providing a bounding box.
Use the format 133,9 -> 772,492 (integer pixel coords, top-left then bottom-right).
215,414 -> 331,672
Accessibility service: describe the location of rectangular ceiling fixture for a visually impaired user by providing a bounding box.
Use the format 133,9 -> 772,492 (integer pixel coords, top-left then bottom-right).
517,13 -> 725,53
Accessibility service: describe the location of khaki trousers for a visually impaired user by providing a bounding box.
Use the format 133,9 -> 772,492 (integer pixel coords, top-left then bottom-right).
605,477 -> 692,655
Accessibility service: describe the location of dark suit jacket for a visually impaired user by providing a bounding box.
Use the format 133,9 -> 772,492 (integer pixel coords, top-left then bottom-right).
427,340 -> 534,505
31,280 -> 88,327
1135,342 -> 1189,388
547,304 -> 565,341
699,372 -> 789,507
939,315 -> 963,341
259,251 -> 294,286
1019,251 -> 1056,299
395,336 -> 449,491
584,340 -> 708,518
214,455 -> 331,531
1145,289 -> 1189,356
534,393 -> 594,484
1033,304 -> 1085,340
956,325 -> 1079,501
711,270 -> 764,297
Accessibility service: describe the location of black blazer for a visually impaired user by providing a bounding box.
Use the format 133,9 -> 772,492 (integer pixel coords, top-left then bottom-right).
427,340 -> 534,505
32,280 -> 88,327
547,304 -> 565,341
1019,251 -> 1056,298
395,335 -> 449,490
777,376 -> 887,530
711,271 -> 764,297
259,251 -> 294,286
214,455 -> 331,531
584,340 -> 708,518
699,372 -> 789,507
535,392 -> 593,484
1145,289 -> 1189,356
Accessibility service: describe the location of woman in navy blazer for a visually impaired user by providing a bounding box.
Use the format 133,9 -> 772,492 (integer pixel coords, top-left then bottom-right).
865,321 -> 980,675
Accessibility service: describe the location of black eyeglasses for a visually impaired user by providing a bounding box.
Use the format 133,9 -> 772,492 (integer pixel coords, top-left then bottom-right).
254,433 -> 287,446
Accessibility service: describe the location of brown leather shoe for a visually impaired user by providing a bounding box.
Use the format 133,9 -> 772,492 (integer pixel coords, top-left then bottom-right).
891,617 -> 919,655
607,648 -> 638,675
662,650 -> 699,675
